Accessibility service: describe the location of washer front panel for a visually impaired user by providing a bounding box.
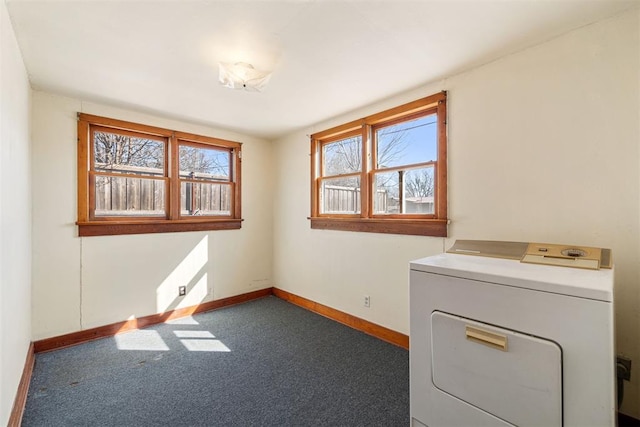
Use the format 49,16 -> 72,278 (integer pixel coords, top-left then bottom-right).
410,267 -> 615,427
431,311 -> 562,427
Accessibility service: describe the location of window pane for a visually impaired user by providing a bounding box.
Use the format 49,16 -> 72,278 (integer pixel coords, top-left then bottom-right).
323,136 -> 362,176
181,181 -> 231,216
95,175 -> 165,216
374,166 -> 434,214
320,176 -> 361,214
376,114 -> 437,169
179,145 -> 230,180
93,131 -> 164,176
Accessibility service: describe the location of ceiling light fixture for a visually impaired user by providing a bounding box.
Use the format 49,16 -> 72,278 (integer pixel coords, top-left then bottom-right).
218,62 -> 272,92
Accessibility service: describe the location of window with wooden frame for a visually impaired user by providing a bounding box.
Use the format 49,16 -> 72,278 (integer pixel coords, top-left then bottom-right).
310,91 -> 447,237
77,114 -> 242,236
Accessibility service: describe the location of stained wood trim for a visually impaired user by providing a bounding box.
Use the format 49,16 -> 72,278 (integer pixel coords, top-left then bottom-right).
175,131 -> 241,148
77,120 -> 89,223
369,105 -> 438,131
233,147 -> 242,220
364,91 -> 445,125
309,91 -> 448,237
371,160 -> 437,175
169,133 -> 180,220
310,119 -> 362,140
78,113 -> 173,138
90,170 -> 169,181
8,342 -> 35,427
272,288 -> 409,349
309,92 -> 445,141
33,288 -> 272,353
77,219 -> 242,236
310,217 -> 447,237
436,97 -> 447,220
320,171 -> 362,180
32,283 -> 408,359
91,125 -> 168,143
31,286 -> 409,352
310,137 -> 320,217
78,114 -> 243,236
360,125 -> 370,218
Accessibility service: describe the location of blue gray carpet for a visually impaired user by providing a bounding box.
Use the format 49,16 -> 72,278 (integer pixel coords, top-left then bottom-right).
22,296 -> 409,426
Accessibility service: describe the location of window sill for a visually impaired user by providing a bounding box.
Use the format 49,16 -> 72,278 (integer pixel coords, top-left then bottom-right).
77,219 -> 242,237
309,217 -> 447,237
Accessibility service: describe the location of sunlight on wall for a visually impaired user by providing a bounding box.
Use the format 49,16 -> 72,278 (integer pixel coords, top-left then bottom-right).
156,235 -> 210,312
116,236 -> 235,353
115,330 -> 170,351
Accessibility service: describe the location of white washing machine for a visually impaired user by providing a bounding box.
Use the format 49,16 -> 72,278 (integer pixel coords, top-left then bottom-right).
410,250 -> 615,427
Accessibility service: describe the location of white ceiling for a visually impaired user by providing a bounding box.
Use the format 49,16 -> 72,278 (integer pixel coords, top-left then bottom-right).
6,0 -> 639,140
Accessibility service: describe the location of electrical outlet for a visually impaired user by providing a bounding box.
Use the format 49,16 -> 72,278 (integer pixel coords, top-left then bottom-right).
178,286 -> 186,296
364,295 -> 370,308
617,356 -> 632,381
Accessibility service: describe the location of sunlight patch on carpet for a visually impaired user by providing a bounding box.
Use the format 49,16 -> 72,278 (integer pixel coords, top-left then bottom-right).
115,330 -> 170,351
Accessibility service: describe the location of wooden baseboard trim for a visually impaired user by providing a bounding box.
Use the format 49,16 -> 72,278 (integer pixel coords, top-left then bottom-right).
34,288 -> 273,353
8,342 -> 35,427
12,289 -> 638,425
33,286 -> 408,352
273,288 -> 409,349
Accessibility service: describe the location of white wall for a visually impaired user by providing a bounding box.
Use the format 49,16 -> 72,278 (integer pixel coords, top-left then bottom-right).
273,9 -> 640,417
31,92 -> 274,338
0,1 -> 32,424
20,4 -> 640,421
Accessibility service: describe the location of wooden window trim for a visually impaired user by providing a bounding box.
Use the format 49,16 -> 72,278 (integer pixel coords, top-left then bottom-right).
309,91 -> 447,237
313,129 -> 365,218
77,113 -> 242,237
309,218 -> 447,237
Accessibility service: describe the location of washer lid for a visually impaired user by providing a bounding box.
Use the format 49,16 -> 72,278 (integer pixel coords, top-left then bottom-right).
410,253 -> 613,301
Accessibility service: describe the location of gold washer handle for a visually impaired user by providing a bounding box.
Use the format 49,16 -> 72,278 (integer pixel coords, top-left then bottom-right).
466,325 -> 508,351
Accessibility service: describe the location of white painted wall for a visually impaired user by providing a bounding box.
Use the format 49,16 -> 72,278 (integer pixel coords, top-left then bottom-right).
273,9 -> 640,418
31,92 -> 274,337
18,4 -> 640,421
0,1 -> 32,424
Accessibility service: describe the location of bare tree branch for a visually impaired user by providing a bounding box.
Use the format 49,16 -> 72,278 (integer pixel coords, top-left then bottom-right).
405,169 -> 434,198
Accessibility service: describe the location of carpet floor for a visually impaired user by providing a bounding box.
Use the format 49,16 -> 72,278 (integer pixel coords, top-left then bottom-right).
22,296 -> 409,426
